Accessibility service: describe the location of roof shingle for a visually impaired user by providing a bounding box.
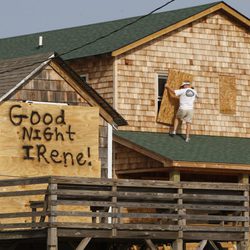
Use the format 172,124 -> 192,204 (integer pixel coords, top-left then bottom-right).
114,131 -> 250,165
0,2 -> 222,60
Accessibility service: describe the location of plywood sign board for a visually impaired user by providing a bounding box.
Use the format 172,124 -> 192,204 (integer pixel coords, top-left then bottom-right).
219,75 -> 236,114
157,70 -> 193,125
0,101 -> 101,178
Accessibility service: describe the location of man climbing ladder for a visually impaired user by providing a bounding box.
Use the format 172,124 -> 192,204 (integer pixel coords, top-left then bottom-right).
165,81 -> 198,142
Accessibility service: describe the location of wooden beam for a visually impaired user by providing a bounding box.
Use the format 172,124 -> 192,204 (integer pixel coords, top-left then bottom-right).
172,239 -> 183,250
144,239 -> 157,250
172,161 -> 250,173
112,3 -> 249,57
197,240 -> 207,250
169,170 -> 180,182
75,237 -> 91,250
116,167 -> 169,175
238,174 -> 249,250
47,183 -> 58,250
238,174 -> 249,184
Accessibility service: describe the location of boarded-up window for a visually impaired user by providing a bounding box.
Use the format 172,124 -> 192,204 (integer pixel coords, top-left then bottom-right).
219,75 -> 236,114
157,70 -> 193,125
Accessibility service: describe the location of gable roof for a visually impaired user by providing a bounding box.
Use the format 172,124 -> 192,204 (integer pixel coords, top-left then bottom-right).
114,131 -> 250,171
0,52 -> 53,100
0,53 -> 127,126
0,2 -> 248,61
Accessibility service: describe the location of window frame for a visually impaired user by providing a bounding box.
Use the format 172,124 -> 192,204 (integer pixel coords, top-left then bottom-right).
156,73 -> 168,114
80,74 -> 89,83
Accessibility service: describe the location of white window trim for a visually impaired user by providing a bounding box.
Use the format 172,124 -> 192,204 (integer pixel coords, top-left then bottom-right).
80,74 -> 89,82
155,73 -> 168,114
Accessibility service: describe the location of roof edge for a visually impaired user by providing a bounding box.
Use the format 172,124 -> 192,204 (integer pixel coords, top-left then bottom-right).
173,160 -> 250,173
0,56 -> 53,102
112,2 -> 249,57
113,132 -> 172,164
50,56 -> 127,127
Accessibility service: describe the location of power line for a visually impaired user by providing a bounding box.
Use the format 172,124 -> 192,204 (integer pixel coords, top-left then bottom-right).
59,0 -> 176,57
0,0 -> 176,75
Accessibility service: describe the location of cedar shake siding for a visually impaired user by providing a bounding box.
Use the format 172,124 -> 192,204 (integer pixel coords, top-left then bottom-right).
114,12 -> 250,137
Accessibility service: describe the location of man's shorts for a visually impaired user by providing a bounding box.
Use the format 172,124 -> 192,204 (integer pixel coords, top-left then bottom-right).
176,109 -> 194,123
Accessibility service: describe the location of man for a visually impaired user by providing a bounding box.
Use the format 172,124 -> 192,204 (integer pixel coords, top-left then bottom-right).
165,81 -> 198,142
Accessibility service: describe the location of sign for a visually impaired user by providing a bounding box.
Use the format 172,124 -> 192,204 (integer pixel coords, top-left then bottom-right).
0,102 -> 101,178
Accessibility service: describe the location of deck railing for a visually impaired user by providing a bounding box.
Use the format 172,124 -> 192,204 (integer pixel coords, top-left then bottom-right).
0,176 -> 248,249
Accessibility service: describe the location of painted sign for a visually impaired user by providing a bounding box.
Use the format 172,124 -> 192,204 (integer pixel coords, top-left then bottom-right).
0,102 -> 101,178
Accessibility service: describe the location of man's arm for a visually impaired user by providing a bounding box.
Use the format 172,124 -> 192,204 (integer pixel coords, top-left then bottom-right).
165,85 -> 175,95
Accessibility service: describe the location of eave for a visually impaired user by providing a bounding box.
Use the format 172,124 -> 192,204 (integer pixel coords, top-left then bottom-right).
114,132 -> 250,175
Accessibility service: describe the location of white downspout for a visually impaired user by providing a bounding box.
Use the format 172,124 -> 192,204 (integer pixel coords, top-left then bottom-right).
108,56 -> 118,179
107,123 -> 113,179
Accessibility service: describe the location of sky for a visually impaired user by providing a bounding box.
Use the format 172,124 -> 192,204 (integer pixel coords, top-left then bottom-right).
0,0 -> 249,39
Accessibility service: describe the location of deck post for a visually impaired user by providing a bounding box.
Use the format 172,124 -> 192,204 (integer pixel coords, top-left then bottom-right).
47,182 -> 58,250
169,170 -> 183,250
237,174 -> 249,250
112,183 -> 118,238
169,170 -> 180,182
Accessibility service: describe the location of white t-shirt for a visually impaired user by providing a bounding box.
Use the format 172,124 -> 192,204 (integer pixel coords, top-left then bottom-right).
174,88 -> 197,110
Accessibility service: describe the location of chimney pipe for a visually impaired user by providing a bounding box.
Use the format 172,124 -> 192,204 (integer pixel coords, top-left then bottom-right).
38,36 -> 43,47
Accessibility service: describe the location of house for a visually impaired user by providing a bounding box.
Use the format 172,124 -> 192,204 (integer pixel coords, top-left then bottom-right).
1,1 -> 248,181
0,1 -> 250,249
0,52 -> 127,179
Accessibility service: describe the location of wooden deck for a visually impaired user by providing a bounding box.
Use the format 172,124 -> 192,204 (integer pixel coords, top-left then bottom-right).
0,176 -> 248,250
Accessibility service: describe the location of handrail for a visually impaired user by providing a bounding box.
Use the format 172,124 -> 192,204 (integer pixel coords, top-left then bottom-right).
0,176 -> 248,243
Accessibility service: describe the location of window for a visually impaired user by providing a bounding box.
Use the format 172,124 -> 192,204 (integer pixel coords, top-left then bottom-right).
157,74 -> 168,112
80,74 -> 89,83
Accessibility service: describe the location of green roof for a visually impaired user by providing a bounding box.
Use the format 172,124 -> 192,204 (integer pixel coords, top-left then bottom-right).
0,2 -> 221,60
114,131 -> 250,165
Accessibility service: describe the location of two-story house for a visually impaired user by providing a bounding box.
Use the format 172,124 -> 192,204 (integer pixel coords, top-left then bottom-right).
2,1 -> 249,183
0,1 -> 250,249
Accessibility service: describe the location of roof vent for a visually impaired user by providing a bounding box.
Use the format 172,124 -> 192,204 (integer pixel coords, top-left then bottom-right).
38,36 -> 43,47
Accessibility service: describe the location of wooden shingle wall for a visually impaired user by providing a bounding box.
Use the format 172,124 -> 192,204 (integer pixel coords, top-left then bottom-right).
69,55 -> 114,106
114,143 -> 164,173
115,12 -> 250,137
10,65 -> 109,177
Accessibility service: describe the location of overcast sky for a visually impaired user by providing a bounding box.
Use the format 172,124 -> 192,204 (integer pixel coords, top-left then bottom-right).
0,0 -> 249,39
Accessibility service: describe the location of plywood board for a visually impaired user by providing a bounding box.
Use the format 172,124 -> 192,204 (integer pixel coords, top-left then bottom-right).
219,75 -> 236,114
157,70 -> 193,125
0,102 -> 101,225
0,101 -> 101,178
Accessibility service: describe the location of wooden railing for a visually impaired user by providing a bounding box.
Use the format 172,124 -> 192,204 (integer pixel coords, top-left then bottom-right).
0,176 -> 248,248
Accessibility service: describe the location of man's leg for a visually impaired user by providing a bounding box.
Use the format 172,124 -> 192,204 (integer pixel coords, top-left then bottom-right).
170,117 -> 179,136
186,122 -> 191,142
173,118 -> 179,133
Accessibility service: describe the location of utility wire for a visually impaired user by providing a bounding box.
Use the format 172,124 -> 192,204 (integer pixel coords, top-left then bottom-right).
0,0 -> 176,75
59,0 -> 175,57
